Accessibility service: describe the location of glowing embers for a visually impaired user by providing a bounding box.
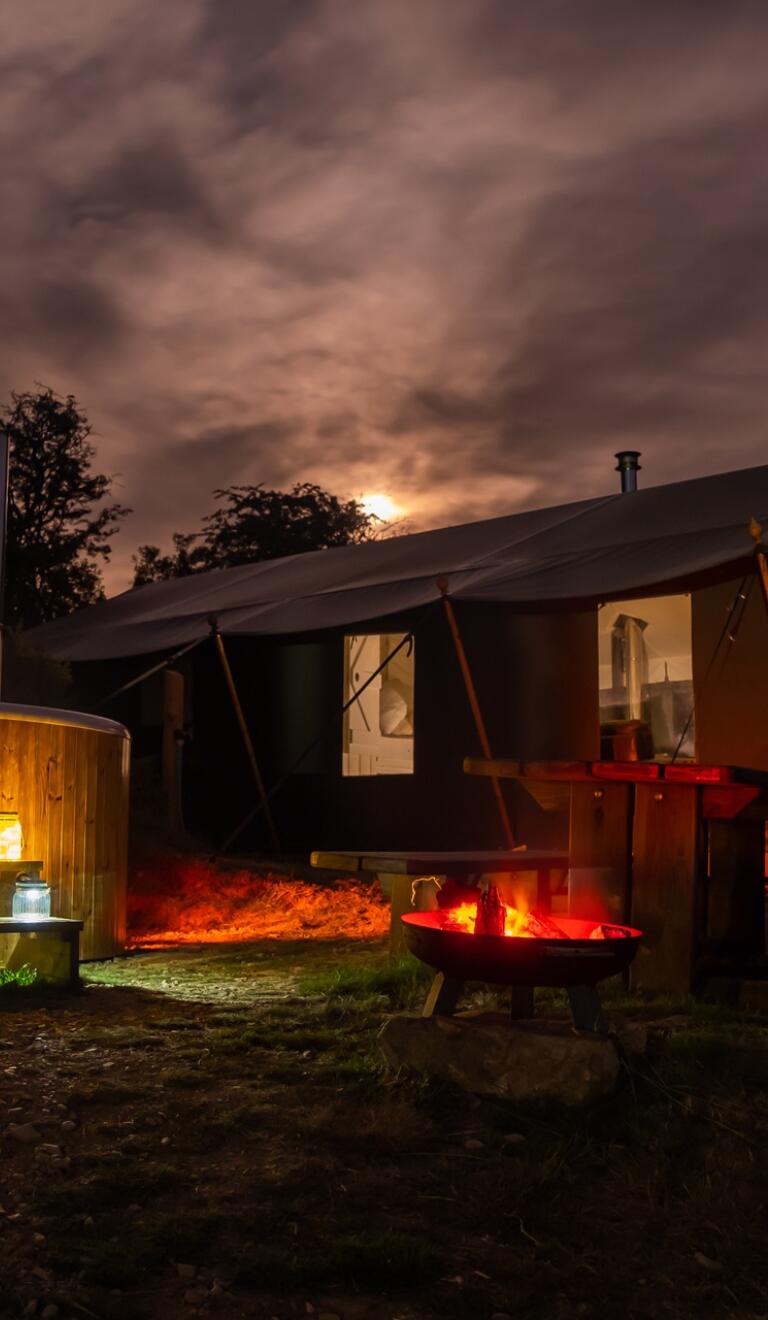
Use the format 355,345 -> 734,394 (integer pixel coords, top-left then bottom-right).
0,813 -> 23,862
441,889 -> 629,941
442,898 -> 539,938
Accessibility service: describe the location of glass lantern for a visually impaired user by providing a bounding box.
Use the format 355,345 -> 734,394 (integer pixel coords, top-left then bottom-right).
12,871 -> 51,920
0,812 -> 23,862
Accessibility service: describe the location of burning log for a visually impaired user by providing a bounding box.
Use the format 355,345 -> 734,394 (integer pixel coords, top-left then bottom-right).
474,884 -> 505,936
442,886 -> 572,940
523,909 -> 571,940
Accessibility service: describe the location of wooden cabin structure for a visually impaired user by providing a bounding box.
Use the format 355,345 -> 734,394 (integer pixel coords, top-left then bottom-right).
0,704 -> 129,959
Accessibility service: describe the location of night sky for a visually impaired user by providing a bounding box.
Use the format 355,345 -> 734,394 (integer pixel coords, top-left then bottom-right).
3,1 -> 768,592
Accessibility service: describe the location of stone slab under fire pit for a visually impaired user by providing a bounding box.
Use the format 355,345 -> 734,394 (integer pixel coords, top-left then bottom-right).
379,1010 -> 622,1104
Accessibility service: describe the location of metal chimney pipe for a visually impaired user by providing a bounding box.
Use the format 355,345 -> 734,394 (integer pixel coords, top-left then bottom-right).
615,450 -> 641,493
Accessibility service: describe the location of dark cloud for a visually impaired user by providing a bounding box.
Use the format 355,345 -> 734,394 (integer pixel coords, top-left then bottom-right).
123,421 -> 303,550
2,0 -> 768,588
7,276 -> 128,368
69,140 -> 224,236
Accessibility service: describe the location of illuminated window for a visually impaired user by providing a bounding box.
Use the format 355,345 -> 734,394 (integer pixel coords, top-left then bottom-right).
598,594 -> 694,758
342,634 -> 414,776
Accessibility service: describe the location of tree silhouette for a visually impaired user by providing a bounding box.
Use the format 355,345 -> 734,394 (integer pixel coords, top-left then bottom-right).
2,387 -> 129,627
132,482 -> 376,585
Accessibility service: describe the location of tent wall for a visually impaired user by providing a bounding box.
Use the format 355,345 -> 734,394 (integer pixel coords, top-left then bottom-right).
195,603 -> 601,854
692,576 -> 768,771
82,603 -> 599,855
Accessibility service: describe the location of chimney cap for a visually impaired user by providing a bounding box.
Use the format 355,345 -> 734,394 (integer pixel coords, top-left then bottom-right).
614,450 -> 641,493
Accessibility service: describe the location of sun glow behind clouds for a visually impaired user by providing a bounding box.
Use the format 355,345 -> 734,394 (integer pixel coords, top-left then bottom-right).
361,493 -> 402,522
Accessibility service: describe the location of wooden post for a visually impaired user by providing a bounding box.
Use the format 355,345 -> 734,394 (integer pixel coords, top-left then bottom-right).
437,579 -> 516,850
162,669 -> 185,832
568,781 -> 633,923
630,783 -> 703,994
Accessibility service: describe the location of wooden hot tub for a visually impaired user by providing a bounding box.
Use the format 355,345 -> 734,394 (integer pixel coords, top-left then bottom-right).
0,703 -> 130,959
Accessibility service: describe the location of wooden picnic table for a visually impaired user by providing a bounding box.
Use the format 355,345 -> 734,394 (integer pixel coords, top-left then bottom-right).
463,757 -> 768,993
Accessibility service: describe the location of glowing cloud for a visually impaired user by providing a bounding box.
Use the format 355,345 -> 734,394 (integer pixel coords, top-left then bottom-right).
361,493 -> 402,522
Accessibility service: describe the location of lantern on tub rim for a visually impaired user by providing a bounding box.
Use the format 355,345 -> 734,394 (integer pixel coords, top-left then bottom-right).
11,863 -> 51,919
0,811 -> 23,862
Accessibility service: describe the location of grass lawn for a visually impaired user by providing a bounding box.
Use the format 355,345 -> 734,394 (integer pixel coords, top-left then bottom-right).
0,937 -> 766,1320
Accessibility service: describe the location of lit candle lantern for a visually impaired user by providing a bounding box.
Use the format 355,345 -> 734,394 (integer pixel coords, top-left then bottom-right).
12,869 -> 51,919
0,812 -> 23,861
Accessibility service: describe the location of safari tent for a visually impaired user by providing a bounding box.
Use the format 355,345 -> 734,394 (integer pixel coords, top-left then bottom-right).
27,462 -> 768,858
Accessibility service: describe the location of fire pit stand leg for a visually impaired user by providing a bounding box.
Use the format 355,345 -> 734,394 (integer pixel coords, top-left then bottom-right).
422,972 -> 463,1017
509,986 -> 535,1019
567,986 -> 608,1033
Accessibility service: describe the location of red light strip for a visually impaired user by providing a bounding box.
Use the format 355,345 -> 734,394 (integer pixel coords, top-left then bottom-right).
663,765 -> 733,784
591,762 -> 661,781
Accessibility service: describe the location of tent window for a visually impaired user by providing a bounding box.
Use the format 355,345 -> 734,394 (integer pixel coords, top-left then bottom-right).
598,594 -> 694,758
342,634 -> 414,776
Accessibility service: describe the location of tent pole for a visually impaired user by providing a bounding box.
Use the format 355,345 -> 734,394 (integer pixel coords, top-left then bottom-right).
749,517 -> 768,612
436,578 -> 516,849
212,626 -> 281,856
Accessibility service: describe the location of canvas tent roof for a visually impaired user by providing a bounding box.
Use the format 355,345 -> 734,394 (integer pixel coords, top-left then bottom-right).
28,464 -> 768,662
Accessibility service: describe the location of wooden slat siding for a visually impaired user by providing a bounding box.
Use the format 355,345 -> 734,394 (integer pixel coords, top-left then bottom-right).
630,783 -> 703,995
34,722 -> 48,857
0,715 -> 128,959
15,723 -> 36,864
81,729 -> 100,958
90,730 -> 110,962
71,729 -> 89,931
568,781 -> 633,924
97,732 -> 120,959
0,724 -> 20,914
58,727 -> 79,923
115,737 -> 130,950
20,722 -> 41,860
45,723 -> 66,916
76,731 -> 95,955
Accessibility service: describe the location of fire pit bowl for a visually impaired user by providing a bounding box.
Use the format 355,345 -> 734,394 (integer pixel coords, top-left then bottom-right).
401,912 -> 642,988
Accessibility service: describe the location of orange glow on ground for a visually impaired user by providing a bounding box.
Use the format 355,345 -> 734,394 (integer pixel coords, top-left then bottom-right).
128,858 -> 389,947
